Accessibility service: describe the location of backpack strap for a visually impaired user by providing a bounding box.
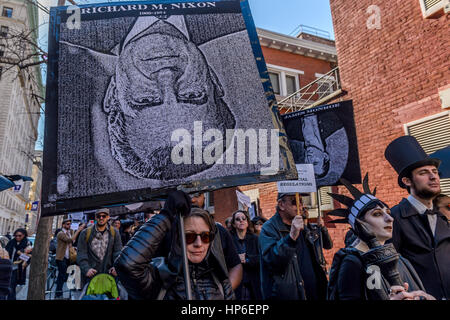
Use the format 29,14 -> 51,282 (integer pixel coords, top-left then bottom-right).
85,225 -> 115,244
85,226 -> 93,244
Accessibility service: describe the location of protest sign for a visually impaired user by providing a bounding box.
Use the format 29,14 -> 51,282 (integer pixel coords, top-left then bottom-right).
282,100 -> 361,187
236,190 -> 252,207
277,164 -> 317,193
42,0 -> 297,216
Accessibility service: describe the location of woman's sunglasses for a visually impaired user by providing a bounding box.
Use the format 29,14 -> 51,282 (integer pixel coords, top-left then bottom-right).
235,216 -> 247,222
185,232 -> 213,245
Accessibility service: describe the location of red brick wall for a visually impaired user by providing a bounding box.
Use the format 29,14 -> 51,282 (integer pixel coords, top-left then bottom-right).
213,188 -> 239,226
328,0 -> 450,208
261,46 -> 335,88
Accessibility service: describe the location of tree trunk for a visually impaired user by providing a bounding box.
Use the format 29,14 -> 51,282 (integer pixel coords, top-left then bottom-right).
27,216 -> 53,300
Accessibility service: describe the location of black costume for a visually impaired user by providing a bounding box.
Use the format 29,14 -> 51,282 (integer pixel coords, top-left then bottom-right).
391,199 -> 450,299
330,247 -> 425,300
385,135 -> 450,300
0,258 -> 12,300
230,230 -> 262,300
301,223 -> 332,300
327,174 -> 431,300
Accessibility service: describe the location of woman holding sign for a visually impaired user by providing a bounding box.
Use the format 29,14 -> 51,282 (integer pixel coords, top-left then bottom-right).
5,228 -> 32,300
114,191 -> 234,300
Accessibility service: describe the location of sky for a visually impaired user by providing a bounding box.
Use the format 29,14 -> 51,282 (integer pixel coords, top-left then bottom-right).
35,0 -> 335,150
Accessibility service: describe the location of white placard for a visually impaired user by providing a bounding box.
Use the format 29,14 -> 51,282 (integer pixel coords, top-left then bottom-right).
19,254 -> 30,262
70,222 -> 80,231
69,212 -> 84,221
236,190 -> 252,207
277,164 -> 317,193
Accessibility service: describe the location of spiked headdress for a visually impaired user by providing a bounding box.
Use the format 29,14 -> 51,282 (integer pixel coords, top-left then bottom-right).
328,173 -> 387,229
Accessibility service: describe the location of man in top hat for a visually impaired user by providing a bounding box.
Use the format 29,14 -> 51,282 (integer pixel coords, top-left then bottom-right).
54,218 -> 85,298
385,135 -> 450,300
76,208 -> 123,287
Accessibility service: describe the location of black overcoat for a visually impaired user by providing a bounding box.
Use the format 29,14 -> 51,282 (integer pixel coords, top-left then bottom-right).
391,198 -> 450,300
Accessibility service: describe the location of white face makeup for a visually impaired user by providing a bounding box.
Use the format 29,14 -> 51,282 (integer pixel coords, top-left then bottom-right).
362,205 -> 394,243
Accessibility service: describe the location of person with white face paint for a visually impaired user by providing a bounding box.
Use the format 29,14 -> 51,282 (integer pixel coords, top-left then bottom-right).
327,174 -> 435,301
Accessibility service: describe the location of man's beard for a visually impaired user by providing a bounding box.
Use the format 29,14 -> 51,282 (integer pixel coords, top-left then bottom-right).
412,180 -> 441,200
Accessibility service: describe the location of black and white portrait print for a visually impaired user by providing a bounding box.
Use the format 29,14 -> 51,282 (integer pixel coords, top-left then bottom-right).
42,1 -> 296,215
282,100 -> 361,187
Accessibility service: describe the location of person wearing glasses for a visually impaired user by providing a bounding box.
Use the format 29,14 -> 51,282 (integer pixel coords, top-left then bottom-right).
114,190 -> 234,300
251,216 -> 267,235
4,228 -> 32,300
259,193 -> 307,300
54,218 -> 85,298
229,210 -> 262,300
76,208 -> 123,287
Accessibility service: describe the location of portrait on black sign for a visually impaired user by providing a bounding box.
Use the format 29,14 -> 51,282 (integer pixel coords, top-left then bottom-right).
41,1 -> 296,215
282,101 -> 361,187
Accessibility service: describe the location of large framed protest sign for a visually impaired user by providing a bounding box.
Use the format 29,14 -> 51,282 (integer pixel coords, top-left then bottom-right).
41,0 -> 297,216
281,100 -> 361,187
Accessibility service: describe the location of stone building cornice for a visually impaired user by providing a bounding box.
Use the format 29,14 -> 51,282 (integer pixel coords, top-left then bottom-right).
257,27 -> 337,63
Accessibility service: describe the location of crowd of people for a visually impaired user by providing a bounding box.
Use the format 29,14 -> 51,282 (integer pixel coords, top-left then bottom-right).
0,135 -> 449,301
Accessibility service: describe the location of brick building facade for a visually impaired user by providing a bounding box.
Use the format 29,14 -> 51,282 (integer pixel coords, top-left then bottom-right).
211,27 -> 347,268
212,1 -> 449,270
327,0 -> 449,206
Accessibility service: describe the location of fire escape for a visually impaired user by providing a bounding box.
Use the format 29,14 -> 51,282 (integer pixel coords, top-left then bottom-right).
277,66 -> 343,113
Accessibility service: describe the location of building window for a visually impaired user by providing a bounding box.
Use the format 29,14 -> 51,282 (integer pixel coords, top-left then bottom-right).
0,44 -> 4,57
405,111 -> 450,195
285,75 -> 297,96
2,7 -> 13,18
0,26 -> 8,37
205,191 -> 215,214
269,72 -> 280,95
267,64 -> 303,97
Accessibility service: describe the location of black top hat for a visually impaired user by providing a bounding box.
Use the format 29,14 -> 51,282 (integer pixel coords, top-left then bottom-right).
385,136 -> 441,188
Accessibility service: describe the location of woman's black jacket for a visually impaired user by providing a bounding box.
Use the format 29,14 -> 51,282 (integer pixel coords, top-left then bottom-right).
230,230 -> 263,300
114,214 -> 234,300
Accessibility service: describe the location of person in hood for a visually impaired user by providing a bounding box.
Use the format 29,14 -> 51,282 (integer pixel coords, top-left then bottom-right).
114,190 -> 234,300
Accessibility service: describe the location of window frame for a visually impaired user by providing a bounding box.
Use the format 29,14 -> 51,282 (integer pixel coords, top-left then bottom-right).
2,7 -> 13,18
266,64 -> 303,97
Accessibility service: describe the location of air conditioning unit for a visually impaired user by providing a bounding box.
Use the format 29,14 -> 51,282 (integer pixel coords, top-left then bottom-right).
419,0 -> 448,18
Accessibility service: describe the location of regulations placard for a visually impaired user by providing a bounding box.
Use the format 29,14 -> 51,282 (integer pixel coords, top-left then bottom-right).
277,164 -> 317,193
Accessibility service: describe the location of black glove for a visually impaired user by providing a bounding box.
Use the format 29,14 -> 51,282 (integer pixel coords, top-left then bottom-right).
160,190 -> 192,221
353,218 -> 381,249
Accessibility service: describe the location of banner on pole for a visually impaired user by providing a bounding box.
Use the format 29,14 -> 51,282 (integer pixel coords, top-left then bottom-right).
42,0 -> 297,216
281,100 -> 361,187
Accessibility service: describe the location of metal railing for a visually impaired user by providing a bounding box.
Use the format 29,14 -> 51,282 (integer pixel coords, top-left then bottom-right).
289,24 -> 331,39
277,67 -> 342,113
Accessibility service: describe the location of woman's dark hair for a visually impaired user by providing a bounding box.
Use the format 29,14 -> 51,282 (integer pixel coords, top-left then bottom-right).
251,216 -> 267,225
230,210 -> 255,234
13,228 -> 28,238
185,207 -> 216,236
